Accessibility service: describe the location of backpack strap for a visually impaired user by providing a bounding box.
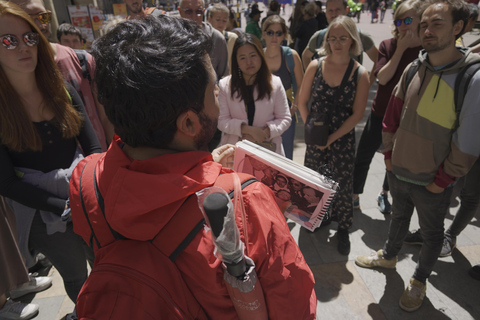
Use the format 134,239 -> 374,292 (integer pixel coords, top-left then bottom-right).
73,49 -> 92,85
453,60 -> 480,130
404,58 -> 420,93
282,46 -> 297,94
78,155 -> 103,249
152,172 -> 257,261
79,153 -> 128,250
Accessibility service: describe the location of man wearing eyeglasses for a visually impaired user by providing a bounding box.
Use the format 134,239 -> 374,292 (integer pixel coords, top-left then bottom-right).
179,0 -> 229,81
10,0 -> 114,152
301,0 -> 378,86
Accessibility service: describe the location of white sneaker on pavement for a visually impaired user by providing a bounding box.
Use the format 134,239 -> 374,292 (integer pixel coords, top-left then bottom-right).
0,300 -> 39,320
9,274 -> 52,299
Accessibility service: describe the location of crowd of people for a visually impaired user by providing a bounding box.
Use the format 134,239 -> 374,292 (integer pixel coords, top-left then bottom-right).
0,0 -> 479,318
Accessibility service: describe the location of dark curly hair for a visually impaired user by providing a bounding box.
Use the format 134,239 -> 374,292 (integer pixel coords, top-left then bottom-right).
92,15 -> 213,148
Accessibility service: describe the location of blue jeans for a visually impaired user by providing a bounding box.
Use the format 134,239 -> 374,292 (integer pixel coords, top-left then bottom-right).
446,158 -> 480,237
282,119 -> 296,160
353,111 -> 389,194
383,172 -> 453,283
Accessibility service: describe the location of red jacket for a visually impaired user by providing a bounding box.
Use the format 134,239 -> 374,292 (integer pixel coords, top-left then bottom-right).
70,137 -> 317,319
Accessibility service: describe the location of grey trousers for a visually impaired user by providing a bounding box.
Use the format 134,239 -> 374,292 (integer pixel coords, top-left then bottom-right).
383,172 -> 453,283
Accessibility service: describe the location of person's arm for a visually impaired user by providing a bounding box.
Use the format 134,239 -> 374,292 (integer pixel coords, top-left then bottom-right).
297,59 -> 318,123
217,79 -> 248,138
243,182 -> 316,319
0,145 -> 66,215
376,35 -> 413,85
321,66 -> 370,149
382,70 -> 408,171
429,74 -> 480,192
364,45 -> 379,86
291,49 -> 305,98
68,84 -> 102,156
470,42 -> 480,53
302,48 -> 315,70
265,78 -> 291,138
302,31 -> 320,70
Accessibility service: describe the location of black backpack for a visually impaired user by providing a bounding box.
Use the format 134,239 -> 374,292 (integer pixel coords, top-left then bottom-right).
73,49 -> 92,85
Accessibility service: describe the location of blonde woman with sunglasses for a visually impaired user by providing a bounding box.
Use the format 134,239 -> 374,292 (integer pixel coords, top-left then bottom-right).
262,15 -> 304,160
0,1 -> 101,311
352,0 -> 423,214
297,15 -> 369,255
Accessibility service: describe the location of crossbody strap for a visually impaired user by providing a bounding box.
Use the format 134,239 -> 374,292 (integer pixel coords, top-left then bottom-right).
338,58 -> 355,94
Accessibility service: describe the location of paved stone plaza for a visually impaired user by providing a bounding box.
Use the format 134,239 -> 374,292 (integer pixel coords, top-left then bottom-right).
19,3 -> 480,319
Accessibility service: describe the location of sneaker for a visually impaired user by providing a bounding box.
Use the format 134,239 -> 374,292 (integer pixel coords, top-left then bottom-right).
353,196 -> 360,209
0,300 -> 39,320
337,229 -> 350,255
399,278 -> 426,312
377,192 -> 391,214
403,230 -> 423,245
9,274 -> 52,300
355,249 -> 397,269
469,264 -> 480,281
439,235 -> 456,257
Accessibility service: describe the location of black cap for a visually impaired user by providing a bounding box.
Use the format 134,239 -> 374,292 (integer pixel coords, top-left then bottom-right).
249,7 -> 263,18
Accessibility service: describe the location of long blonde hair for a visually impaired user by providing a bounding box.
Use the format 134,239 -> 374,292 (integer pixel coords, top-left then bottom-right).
0,1 -> 82,152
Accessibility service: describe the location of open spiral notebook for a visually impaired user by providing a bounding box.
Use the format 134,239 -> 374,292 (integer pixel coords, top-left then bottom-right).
234,140 -> 339,231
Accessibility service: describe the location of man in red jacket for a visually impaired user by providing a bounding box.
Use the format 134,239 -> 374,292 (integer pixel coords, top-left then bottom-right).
69,15 -> 316,319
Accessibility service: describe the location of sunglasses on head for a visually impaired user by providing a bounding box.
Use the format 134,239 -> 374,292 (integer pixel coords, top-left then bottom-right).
30,11 -> 52,24
265,30 -> 284,37
1,32 -> 39,50
394,17 -> 413,27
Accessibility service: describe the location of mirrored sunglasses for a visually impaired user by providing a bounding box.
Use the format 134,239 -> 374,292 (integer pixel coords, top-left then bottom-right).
394,17 -> 413,27
266,30 -> 284,37
31,11 -> 52,24
1,32 -> 40,50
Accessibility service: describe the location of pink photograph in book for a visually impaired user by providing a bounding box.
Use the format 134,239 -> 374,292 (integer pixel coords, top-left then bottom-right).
234,141 -> 338,231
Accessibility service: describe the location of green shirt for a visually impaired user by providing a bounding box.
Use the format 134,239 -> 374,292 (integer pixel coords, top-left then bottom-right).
246,20 -> 262,41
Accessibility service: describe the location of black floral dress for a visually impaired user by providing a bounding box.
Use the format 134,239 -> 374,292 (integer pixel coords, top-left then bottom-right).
304,59 -> 360,231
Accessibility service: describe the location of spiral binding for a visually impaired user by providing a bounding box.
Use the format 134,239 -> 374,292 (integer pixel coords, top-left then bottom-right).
311,164 -> 341,228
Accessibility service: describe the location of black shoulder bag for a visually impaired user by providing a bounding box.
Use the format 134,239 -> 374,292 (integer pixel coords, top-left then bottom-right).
305,58 -> 355,146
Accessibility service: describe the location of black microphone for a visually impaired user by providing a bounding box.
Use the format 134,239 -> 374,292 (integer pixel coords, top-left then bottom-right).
203,193 -> 247,278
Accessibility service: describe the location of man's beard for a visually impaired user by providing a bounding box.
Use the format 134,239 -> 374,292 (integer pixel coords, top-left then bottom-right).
194,110 -> 218,151
422,36 -> 451,53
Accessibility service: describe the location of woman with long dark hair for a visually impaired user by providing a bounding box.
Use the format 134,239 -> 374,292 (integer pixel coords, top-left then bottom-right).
218,33 -> 291,156
298,16 -> 369,255
0,1 -> 101,305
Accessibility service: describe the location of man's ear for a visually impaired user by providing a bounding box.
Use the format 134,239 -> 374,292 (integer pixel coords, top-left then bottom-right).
176,110 -> 201,137
453,19 -> 464,37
